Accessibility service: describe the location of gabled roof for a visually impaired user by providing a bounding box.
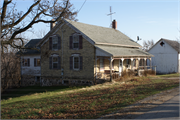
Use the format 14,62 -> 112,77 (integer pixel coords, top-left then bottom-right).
38,19 -> 141,48
163,39 -> 180,52
64,19 -> 141,47
96,45 -> 153,57
148,38 -> 180,53
16,39 -> 41,55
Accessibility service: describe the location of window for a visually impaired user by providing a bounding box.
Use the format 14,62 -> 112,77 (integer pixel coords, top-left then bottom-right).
22,58 -> 30,66
73,57 -> 79,70
70,54 -> 83,70
49,55 -> 61,70
35,76 -> 40,82
69,34 -> 82,49
34,58 -> 41,67
52,36 -> 58,50
100,58 -> 104,71
73,35 -> 79,49
53,57 -> 58,69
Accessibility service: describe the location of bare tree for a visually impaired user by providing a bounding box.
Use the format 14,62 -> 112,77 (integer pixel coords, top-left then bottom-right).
142,39 -> 154,51
35,28 -> 48,38
1,0 -> 77,53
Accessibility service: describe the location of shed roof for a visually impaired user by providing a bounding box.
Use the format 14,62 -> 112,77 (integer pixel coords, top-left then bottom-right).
16,39 -> 41,55
96,45 -> 153,57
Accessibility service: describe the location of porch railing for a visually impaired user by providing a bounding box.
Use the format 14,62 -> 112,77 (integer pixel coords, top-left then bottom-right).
138,66 -> 156,76
95,72 -> 120,81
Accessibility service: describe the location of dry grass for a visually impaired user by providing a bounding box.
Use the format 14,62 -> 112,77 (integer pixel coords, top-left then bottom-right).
1,73 -> 179,119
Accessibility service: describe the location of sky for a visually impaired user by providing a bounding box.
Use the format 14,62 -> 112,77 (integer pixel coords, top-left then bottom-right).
2,0 -> 180,46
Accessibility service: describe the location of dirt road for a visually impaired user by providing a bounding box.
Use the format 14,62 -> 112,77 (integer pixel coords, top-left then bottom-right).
99,86 -> 179,119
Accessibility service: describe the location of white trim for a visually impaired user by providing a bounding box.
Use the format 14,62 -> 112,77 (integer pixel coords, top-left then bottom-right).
95,42 -> 141,48
73,56 -> 80,70
51,53 -> 59,57
71,54 -> 79,57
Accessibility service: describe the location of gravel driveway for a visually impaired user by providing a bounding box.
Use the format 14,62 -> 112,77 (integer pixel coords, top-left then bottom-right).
99,86 -> 179,119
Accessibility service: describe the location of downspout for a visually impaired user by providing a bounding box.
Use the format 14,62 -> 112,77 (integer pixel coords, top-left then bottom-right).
60,23 -> 65,79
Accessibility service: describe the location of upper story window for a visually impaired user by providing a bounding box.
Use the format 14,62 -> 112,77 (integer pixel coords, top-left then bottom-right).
52,36 -> 58,50
49,35 -> 61,50
73,35 -> 79,49
34,58 -> 41,67
69,34 -> 83,50
22,58 -> 30,67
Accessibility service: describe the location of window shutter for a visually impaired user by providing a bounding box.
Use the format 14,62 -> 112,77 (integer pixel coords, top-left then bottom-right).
34,58 -> 36,67
80,56 -> 83,70
49,37 -> 52,50
58,56 -> 61,69
28,58 -> 30,66
79,35 -> 83,49
49,57 -> 52,69
58,36 -> 61,50
69,36 -> 73,49
70,56 -> 73,70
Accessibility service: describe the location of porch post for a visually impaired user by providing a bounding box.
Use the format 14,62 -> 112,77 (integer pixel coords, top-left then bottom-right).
150,58 -> 152,66
144,58 -> 147,70
138,58 -> 140,68
110,56 -> 113,81
121,58 -> 124,76
95,56 -> 97,79
131,58 -> 133,70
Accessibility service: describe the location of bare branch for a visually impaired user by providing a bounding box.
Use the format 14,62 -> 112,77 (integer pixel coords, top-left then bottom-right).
1,0 -> 12,24
2,0 -> 41,29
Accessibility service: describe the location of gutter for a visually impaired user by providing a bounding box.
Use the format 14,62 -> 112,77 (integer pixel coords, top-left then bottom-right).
95,42 -> 142,48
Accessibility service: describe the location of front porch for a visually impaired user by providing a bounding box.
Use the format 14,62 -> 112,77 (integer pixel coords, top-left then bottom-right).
95,56 -> 155,81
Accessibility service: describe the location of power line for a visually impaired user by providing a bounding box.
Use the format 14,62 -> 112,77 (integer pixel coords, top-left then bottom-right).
78,0 -> 87,13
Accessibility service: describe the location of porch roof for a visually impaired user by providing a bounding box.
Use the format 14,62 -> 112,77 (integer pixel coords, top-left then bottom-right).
96,45 -> 154,57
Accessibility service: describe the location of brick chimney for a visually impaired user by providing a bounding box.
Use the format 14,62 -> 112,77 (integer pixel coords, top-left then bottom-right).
50,19 -> 56,30
112,20 -> 117,29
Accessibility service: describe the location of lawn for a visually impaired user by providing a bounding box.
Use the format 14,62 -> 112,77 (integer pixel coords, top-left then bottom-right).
1,73 -> 179,119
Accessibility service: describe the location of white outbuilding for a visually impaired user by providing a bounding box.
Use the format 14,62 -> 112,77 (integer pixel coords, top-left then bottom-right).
148,38 -> 180,74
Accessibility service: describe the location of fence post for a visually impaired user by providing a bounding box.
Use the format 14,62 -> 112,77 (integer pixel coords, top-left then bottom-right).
155,66 -> 156,75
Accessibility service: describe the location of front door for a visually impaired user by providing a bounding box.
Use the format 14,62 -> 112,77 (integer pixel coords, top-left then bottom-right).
119,60 -> 122,76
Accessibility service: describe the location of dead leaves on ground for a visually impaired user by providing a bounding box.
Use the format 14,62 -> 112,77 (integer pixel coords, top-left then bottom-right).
1,78 -> 179,119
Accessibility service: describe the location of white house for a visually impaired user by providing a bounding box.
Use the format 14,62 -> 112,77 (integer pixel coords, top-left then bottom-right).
17,39 -> 41,84
148,38 -> 180,74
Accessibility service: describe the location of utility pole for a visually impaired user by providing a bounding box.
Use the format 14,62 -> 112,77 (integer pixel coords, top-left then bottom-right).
107,6 -> 115,27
